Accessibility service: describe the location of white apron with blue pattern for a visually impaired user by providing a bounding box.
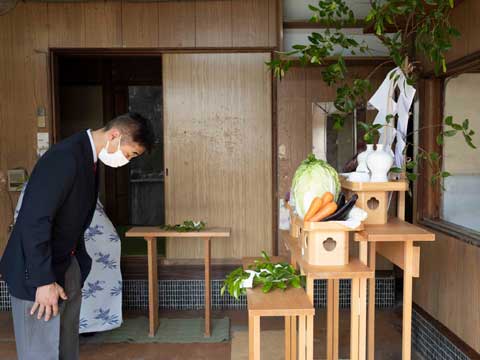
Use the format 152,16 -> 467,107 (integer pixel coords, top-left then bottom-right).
14,186 -> 123,333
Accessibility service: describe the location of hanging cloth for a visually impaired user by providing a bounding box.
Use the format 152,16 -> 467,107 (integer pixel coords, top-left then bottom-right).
367,67 -> 416,168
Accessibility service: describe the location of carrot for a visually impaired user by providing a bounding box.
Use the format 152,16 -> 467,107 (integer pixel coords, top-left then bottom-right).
309,201 -> 338,222
304,197 -> 323,221
320,191 -> 334,205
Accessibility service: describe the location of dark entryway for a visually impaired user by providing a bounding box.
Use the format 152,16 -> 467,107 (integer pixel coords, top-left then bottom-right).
54,55 -> 165,256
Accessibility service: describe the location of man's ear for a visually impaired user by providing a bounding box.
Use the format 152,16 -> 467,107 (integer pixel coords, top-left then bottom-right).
108,128 -> 121,141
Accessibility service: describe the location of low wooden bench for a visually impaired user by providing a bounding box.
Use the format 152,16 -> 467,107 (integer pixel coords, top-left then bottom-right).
242,257 -> 315,360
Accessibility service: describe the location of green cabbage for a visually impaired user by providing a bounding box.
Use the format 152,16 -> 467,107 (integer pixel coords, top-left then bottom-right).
291,154 -> 340,219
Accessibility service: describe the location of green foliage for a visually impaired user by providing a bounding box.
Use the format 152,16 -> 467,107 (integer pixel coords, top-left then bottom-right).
266,0 -> 477,187
161,220 -> 206,232
360,115 -> 476,188
220,251 -> 306,300
267,0 -> 460,111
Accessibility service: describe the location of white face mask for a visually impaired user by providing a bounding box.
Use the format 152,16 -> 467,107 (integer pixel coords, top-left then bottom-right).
98,136 -> 129,168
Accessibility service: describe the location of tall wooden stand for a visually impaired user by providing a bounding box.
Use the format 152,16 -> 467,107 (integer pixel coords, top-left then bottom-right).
284,233 -> 373,360
348,186 -> 435,360
125,227 -> 231,337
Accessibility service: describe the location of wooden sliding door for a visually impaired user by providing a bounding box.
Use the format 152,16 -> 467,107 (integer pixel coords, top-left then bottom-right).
163,53 -> 272,259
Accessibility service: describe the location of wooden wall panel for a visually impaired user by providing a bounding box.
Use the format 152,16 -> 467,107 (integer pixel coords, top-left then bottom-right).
163,53 -> 272,259
232,0 -> 269,47
268,0 -> 278,47
195,0 -> 232,47
277,68 -> 307,255
467,0 -> 480,55
121,3 -> 159,47
414,232 -> 480,353
84,2 -> 122,47
47,4 -> 86,48
422,0 -> 480,72
158,1 -> 195,47
0,0 -> 279,252
0,9 -> 15,252
23,3 -> 49,166
445,0 -> 469,65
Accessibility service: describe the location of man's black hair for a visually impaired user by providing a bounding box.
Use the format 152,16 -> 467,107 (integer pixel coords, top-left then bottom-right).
105,112 -> 155,153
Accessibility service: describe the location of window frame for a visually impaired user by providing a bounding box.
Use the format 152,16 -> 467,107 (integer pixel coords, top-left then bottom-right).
417,58 -> 480,247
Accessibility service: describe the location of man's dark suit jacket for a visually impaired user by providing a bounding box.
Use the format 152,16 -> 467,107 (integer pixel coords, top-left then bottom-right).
0,131 -> 99,301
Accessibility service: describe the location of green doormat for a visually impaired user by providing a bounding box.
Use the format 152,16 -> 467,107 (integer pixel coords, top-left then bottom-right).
80,317 -> 230,344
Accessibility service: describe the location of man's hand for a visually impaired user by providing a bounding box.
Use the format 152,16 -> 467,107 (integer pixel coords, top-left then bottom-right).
30,283 -> 68,321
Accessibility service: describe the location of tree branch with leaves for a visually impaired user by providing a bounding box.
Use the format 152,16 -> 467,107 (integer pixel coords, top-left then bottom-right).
268,0 -> 476,186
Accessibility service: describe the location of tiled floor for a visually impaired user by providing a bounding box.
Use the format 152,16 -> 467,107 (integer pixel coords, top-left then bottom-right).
0,308 -> 422,360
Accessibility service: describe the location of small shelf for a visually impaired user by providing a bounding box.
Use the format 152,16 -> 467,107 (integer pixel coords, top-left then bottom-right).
126,227 -> 231,238
283,231 -> 374,280
340,178 -> 408,192
354,218 -> 435,242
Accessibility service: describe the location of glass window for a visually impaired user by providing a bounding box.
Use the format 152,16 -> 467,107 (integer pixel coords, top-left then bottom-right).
441,73 -> 480,232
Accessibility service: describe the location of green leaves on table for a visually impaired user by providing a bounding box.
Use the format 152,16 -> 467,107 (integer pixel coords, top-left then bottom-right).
161,220 -> 206,232
220,251 -> 306,300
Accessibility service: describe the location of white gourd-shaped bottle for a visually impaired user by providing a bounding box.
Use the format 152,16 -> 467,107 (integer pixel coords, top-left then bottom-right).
366,144 -> 394,182
356,144 -> 374,173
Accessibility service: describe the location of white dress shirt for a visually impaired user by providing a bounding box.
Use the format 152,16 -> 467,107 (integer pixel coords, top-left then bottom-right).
86,129 -> 98,164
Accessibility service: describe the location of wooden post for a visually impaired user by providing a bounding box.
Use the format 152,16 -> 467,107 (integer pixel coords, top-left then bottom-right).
291,316 -> 297,359
285,316 -> 292,360
397,191 -> 406,220
299,315 -> 306,360
359,242 -> 369,360
327,279 -> 334,360
300,276 -> 314,359
204,237 -> 211,337
351,278 -> 360,360
402,240 -> 414,360
248,313 -> 253,360
307,314 -> 314,360
367,242 -> 376,360
146,237 -> 159,337
333,279 -> 339,360
249,313 -> 260,360
326,278 -> 339,360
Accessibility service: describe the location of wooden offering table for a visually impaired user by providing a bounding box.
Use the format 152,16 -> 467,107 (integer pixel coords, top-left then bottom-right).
125,227 -> 231,337
355,219 -> 435,360
284,232 -> 374,360
243,257 -> 315,360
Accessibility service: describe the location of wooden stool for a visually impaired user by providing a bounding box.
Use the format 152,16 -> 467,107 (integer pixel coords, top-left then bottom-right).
243,257 -> 315,360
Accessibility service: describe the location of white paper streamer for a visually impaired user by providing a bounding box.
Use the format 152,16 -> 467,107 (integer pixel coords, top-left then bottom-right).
368,67 -> 416,167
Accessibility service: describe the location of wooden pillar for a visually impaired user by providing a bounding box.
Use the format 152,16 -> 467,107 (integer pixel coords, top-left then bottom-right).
204,237 -> 211,336
417,78 -> 443,221
285,316 -> 292,360
359,242 -> 369,360
249,313 -> 260,360
367,242 -> 377,360
350,278 -> 360,360
402,240 -> 414,360
333,279 -> 339,360
146,237 -> 159,337
299,315 -> 306,360
327,279 -> 334,359
307,314 -> 314,360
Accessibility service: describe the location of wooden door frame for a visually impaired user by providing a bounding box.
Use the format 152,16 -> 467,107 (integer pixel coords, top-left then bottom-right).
49,47 -> 279,258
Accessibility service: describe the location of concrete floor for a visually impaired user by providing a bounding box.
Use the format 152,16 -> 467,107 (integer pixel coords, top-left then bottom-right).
0,307 -> 422,359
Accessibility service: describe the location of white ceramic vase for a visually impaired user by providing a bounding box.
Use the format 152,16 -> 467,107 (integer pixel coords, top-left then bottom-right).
367,144 -> 394,182
356,144 -> 374,173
